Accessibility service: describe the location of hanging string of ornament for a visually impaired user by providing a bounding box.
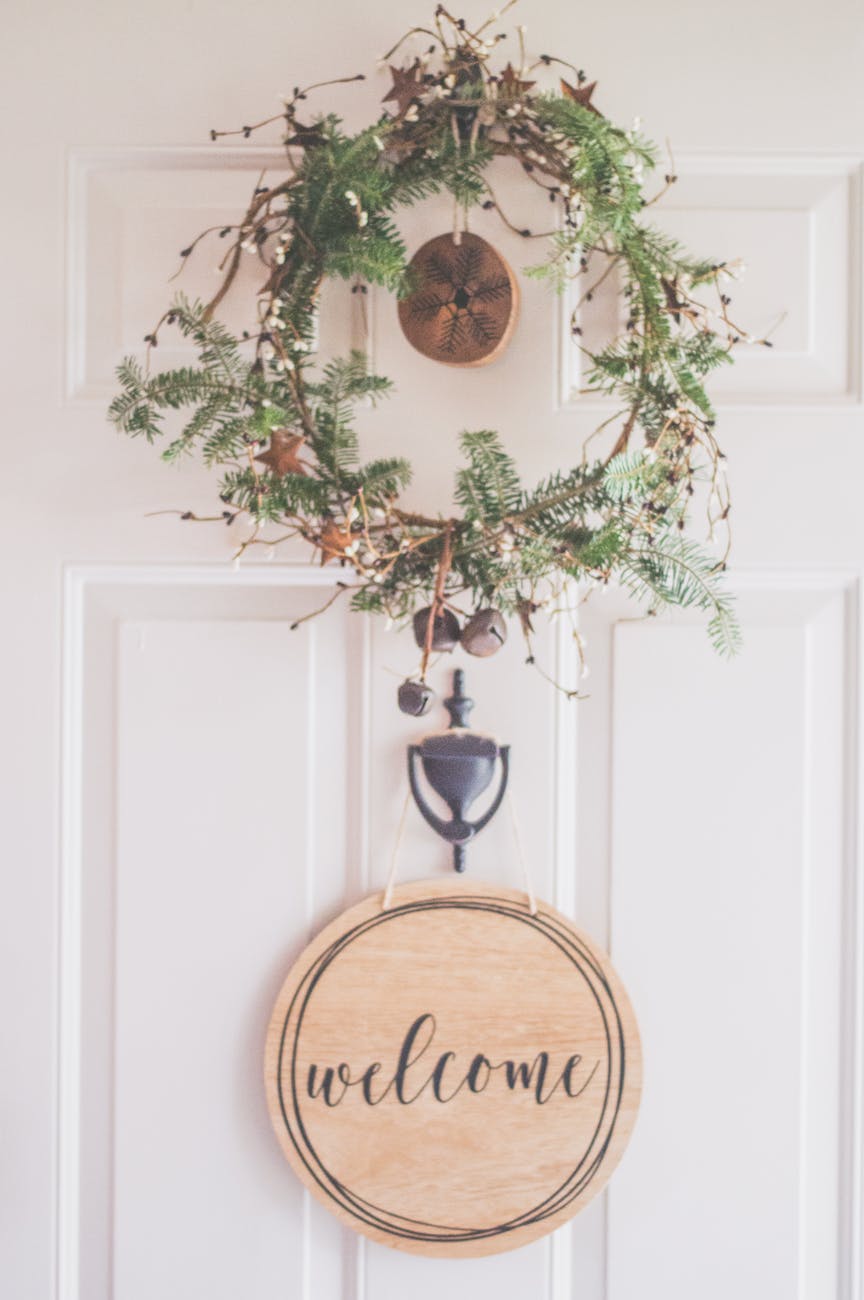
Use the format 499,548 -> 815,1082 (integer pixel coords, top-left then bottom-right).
109,2 -> 775,711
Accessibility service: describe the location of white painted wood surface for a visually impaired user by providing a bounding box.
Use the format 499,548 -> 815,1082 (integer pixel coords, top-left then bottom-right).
1,1 -> 863,1297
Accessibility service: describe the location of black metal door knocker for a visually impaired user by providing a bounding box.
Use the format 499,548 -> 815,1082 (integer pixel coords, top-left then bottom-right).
407,669 -> 510,872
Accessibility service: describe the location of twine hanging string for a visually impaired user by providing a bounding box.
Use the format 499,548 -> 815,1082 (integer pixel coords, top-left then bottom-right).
507,789 -> 538,915
451,195 -> 471,247
382,788 -> 412,912
449,100 -> 476,246
419,522 -> 453,680
450,108 -> 463,247
452,193 -> 463,247
381,782 -> 538,916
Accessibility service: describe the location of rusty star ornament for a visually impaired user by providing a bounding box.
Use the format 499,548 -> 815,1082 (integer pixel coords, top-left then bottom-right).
498,62 -> 536,98
382,63 -> 424,117
255,430 -> 307,476
317,518 -> 357,564
560,77 -> 603,117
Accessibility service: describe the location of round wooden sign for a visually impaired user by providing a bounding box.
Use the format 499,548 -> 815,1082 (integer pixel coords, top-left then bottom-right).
264,880 -> 641,1256
397,232 -> 519,367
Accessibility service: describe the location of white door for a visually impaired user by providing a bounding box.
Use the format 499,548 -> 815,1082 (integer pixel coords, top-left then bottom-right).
3,1 -> 862,1297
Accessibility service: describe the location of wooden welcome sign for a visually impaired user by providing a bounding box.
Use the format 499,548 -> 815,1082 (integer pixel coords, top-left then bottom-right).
264,880 -> 641,1257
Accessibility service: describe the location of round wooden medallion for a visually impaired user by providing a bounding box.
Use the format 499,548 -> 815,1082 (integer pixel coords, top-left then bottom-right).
264,879 -> 641,1257
397,233 -> 519,367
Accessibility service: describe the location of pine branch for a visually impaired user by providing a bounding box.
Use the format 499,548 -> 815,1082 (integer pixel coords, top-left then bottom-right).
455,430 -> 522,523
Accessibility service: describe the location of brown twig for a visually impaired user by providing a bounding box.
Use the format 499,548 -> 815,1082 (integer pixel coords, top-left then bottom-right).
289,582 -> 352,630
420,522 -> 453,679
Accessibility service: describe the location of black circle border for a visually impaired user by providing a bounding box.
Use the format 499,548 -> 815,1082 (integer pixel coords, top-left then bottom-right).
274,893 -> 630,1245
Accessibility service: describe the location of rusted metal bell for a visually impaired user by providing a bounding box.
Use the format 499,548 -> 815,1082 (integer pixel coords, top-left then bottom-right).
397,678 -> 435,717
412,605 -> 460,652
461,608 -> 507,657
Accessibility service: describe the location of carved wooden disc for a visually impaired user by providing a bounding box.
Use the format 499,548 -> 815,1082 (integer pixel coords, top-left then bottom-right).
264,879 -> 641,1257
397,233 -> 519,367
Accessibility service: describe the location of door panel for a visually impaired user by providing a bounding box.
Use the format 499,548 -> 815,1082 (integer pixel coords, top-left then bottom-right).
607,583 -> 850,1299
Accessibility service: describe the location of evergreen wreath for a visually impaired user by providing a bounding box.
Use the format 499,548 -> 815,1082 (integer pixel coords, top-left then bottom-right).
109,3 -> 770,692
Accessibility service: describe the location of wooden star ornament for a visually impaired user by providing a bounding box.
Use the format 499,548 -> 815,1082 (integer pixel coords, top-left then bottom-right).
382,63 -> 423,117
498,63 -> 536,98
661,276 -> 684,325
560,78 -> 603,117
285,120 -> 326,151
255,429 -> 307,476
317,518 -> 357,565
381,135 -> 419,164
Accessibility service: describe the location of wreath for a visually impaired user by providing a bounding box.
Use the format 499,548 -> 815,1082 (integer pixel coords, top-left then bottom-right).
109,4 -> 765,710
